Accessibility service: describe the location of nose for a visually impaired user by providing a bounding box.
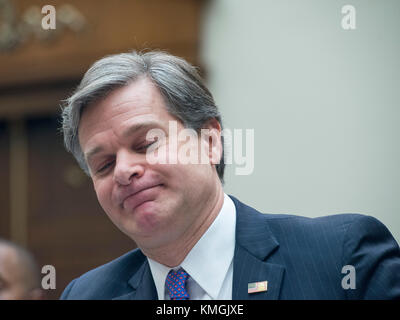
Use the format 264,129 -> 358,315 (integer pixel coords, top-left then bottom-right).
113,150 -> 145,185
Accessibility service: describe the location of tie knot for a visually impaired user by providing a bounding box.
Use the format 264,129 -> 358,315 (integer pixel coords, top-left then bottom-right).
165,268 -> 190,300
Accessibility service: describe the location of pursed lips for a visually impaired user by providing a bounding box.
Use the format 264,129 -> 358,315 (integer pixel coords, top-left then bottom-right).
117,183 -> 163,210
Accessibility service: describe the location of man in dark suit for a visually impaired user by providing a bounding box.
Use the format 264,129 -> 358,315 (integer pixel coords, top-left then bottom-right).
60,51 -> 400,300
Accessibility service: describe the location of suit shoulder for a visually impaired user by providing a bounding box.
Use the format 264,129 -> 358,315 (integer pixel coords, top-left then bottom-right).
264,212 -> 376,242
268,212 -> 367,225
81,247 -> 145,278
230,194 -> 368,239
265,213 -> 395,241
264,211 -> 364,223
60,248 -> 144,299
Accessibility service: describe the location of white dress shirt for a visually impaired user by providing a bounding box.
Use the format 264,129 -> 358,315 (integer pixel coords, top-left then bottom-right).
147,193 -> 236,300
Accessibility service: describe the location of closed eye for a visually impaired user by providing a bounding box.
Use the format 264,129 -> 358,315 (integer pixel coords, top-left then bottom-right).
97,160 -> 115,174
94,139 -> 159,174
137,140 -> 158,152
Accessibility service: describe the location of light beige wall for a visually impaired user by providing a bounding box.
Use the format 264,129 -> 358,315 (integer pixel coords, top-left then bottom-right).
201,0 -> 400,242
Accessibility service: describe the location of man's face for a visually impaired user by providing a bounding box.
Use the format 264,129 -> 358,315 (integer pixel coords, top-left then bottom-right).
78,78 -> 222,250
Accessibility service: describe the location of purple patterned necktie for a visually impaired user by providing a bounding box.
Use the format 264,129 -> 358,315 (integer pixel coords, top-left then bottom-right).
165,268 -> 190,300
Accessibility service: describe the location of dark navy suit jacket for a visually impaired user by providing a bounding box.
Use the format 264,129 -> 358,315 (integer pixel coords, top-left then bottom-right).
60,195 -> 400,299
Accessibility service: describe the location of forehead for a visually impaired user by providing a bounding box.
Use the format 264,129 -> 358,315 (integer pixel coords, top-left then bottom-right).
78,77 -> 172,146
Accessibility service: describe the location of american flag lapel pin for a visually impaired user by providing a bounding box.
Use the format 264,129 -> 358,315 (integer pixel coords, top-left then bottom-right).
248,281 -> 268,294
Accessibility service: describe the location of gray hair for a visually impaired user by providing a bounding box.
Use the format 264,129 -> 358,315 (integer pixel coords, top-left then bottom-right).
61,50 -> 225,182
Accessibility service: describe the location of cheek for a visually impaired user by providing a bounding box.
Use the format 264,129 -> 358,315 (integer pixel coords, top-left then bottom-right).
160,162 -> 212,193
93,179 -> 114,212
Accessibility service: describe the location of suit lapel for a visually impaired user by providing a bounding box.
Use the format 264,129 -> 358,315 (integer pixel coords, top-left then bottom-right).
114,196 -> 284,300
113,256 -> 158,300
232,244 -> 285,299
230,195 -> 285,300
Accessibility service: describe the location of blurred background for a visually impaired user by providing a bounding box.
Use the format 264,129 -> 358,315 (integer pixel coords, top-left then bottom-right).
0,0 -> 399,299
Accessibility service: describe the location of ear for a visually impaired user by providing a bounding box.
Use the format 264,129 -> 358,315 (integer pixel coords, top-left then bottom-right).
200,118 -> 223,166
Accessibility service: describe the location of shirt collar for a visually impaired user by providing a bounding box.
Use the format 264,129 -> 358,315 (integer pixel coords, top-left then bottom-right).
147,193 -> 236,300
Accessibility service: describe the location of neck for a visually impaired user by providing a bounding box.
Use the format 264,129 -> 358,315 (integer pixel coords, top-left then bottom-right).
142,182 -> 225,267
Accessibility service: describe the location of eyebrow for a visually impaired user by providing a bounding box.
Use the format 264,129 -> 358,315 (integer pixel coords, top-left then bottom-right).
84,120 -> 161,165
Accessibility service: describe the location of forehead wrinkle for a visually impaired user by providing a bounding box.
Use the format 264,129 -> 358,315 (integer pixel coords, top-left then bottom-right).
109,97 -> 154,112
84,117 -> 160,164
119,116 -> 162,139
84,127 -> 118,164
80,94 -> 154,137
80,79 -> 167,164
100,80 -> 158,118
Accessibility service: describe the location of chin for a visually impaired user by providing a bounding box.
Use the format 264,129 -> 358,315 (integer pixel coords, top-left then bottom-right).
124,202 -> 166,237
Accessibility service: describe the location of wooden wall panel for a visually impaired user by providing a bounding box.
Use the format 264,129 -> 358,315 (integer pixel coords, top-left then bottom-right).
0,0 -> 203,87
0,122 -> 10,239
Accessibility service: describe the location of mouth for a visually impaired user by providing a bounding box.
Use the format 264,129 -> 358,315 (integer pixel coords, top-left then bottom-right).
122,184 -> 163,211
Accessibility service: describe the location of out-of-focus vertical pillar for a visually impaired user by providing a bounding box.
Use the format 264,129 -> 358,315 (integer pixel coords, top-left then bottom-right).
9,118 -> 28,247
